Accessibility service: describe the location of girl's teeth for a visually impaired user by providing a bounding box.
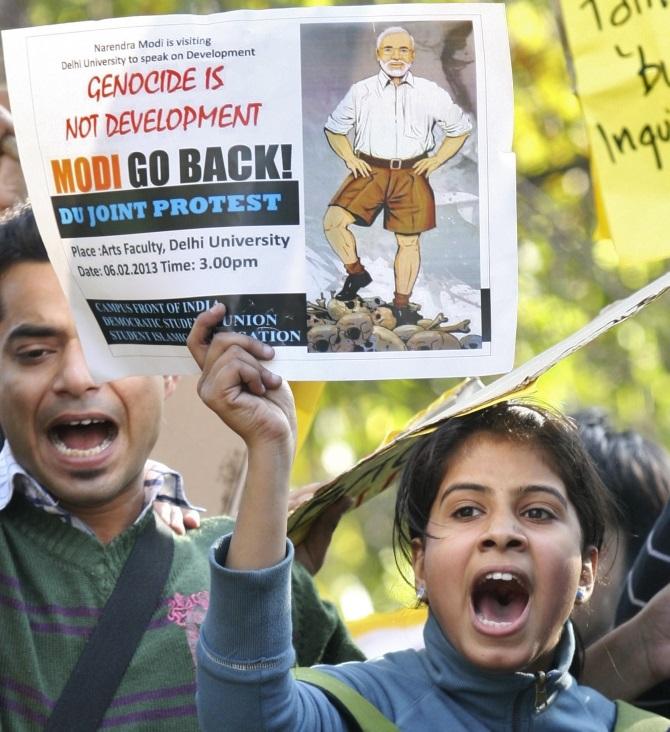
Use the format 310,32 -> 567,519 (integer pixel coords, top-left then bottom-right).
486,572 -> 514,581
477,614 -> 513,628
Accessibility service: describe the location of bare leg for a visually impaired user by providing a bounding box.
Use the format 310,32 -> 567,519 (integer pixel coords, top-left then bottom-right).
324,205 -> 372,300
323,205 -> 358,266
394,233 -> 421,300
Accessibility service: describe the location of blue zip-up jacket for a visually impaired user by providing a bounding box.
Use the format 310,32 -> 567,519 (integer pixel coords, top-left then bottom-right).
197,536 -> 617,731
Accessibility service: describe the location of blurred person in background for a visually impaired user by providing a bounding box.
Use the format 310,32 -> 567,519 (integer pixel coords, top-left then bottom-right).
583,499 -> 670,716
571,408 -> 670,646
0,93 -> 27,213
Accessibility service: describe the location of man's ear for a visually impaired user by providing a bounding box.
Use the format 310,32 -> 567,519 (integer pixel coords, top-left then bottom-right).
577,545 -> 598,603
411,537 -> 426,591
162,375 -> 180,399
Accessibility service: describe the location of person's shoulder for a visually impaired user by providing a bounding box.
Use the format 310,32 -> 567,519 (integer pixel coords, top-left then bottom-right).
318,648 -> 432,715
564,679 -> 618,727
413,75 -> 448,93
334,647 -> 427,686
351,74 -> 378,90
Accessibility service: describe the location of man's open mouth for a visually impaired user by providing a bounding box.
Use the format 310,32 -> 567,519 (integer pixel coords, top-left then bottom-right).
472,572 -> 530,629
49,418 -> 118,457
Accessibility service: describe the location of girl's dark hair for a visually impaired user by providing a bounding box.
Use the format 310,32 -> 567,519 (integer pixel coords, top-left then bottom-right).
393,401 -> 616,580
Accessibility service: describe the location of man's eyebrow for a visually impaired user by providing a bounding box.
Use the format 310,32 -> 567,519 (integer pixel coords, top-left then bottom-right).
6,324 -> 61,342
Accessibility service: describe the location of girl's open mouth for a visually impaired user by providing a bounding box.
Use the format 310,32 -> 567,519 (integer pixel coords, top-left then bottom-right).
471,571 -> 530,635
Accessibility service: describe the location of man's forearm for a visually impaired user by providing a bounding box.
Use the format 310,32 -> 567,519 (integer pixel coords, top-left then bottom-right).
324,129 -> 356,163
433,133 -> 469,166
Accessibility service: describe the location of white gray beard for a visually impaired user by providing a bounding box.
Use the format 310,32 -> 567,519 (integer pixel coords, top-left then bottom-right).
379,59 -> 411,78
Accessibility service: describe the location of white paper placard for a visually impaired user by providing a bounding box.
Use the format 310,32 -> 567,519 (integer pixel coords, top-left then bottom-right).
3,4 -> 516,381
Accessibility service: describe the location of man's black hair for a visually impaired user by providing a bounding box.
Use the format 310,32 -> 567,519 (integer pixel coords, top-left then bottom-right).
0,203 -> 48,276
0,204 -> 49,322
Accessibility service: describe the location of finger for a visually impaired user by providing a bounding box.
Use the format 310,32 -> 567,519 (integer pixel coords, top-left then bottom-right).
153,501 -> 186,535
187,303 -> 227,368
320,494 -> 353,529
209,334 -> 276,375
233,356 -> 272,396
188,305 -> 276,373
200,345 -> 277,400
353,162 -> 370,178
287,482 -> 323,512
207,341 -> 281,395
168,504 -> 187,535
288,489 -> 315,512
182,508 -> 201,530
153,500 -> 171,526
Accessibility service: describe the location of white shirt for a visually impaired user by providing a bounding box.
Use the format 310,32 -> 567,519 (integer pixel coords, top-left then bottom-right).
325,70 -> 472,160
0,441 -> 199,536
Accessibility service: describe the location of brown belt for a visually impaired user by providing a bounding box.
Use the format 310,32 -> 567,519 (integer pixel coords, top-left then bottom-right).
357,152 -> 427,170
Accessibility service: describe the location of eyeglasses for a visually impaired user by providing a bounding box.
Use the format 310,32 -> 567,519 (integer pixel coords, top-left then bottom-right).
378,46 -> 413,58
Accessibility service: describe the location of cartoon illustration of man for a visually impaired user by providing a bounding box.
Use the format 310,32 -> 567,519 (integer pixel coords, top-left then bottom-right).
323,26 -> 472,325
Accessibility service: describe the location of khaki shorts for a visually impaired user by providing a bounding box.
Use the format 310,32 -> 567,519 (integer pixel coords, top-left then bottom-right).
329,166 -> 436,234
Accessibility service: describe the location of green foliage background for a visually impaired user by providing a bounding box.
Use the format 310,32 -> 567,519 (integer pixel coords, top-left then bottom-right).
6,0 -> 670,617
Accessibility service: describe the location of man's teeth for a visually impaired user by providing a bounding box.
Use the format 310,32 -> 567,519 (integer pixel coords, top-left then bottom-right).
51,419 -> 113,457
51,434 -> 113,457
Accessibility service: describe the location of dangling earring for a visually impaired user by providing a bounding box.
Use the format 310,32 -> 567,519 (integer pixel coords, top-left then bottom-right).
416,584 -> 427,603
575,587 -> 586,604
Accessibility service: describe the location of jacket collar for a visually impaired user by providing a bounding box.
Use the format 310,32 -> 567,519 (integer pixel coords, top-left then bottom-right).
422,612 -> 575,724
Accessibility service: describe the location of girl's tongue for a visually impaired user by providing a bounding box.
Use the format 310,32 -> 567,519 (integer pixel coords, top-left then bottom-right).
473,575 -> 529,624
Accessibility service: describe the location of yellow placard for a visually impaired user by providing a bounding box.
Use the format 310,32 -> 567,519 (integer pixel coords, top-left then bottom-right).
290,381 -> 325,456
560,0 -> 670,264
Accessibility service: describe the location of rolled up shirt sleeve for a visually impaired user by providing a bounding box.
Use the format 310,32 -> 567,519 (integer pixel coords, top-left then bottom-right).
433,86 -> 472,137
325,86 -> 356,135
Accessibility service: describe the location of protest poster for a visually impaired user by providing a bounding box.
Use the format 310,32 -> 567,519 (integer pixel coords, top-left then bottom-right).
2,4 -> 516,381
560,0 -> 670,264
287,269 -> 670,542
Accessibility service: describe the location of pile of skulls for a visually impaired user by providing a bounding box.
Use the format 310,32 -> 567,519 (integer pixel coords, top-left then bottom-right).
306,294 -> 482,353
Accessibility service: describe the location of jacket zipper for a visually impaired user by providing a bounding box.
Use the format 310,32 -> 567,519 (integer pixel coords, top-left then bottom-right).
511,671 -> 549,731
511,690 -> 523,732
534,670 -> 548,711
